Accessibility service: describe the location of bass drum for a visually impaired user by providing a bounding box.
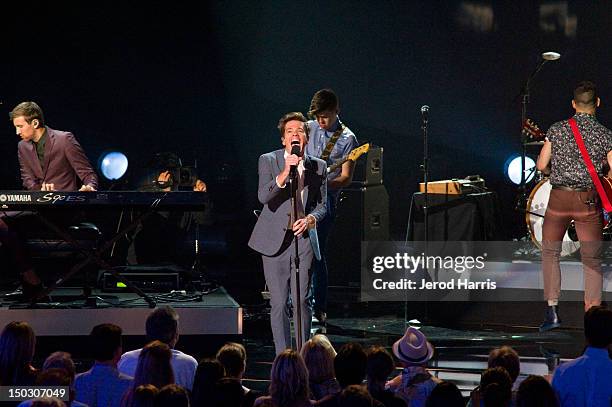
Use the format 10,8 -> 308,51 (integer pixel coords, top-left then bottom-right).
526,179 -> 580,256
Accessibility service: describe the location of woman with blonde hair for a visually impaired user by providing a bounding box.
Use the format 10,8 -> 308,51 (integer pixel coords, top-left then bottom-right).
300,334 -> 340,401
254,349 -> 312,407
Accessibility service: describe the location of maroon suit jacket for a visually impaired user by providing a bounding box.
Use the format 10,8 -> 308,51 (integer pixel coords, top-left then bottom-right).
17,127 -> 99,191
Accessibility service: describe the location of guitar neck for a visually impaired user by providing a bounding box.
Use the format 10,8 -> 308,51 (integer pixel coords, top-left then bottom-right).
326,143 -> 370,174
327,160 -> 346,174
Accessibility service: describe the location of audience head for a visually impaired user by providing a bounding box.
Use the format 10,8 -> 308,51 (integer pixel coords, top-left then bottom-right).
480,367 -> 512,407
584,306 -> 612,348
335,342 -> 367,388
269,349 -> 310,407
0,321 -> 36,385
216,342 -> 247,379
90,323 -> 122,363
35,368 -> 76,403
488,346 -> 520,384
133,384 -> 159,407
146,306 -> 180,348
366,346 -> 395,384
338,384 -> 373,407
154,384 -> 190,407
191,358 -> 225,407
392,327 -> 434,367
301,334 -> 337,384
36,368 -> 71,387
516,375 -> 559,407
43,352 -> 76,383
133,340 -> 175,388
212,378 -> 246,407
425,381 -> 464,407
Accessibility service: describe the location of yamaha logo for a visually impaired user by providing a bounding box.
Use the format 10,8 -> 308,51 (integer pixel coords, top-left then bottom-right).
1,194 -> 32,202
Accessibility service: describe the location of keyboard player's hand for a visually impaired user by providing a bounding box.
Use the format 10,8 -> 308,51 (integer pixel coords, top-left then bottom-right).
41,183 -> 55,191
79,184 -> 96,192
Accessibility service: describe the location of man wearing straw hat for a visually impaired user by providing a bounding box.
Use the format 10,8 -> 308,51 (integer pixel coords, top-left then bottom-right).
386,327 -> 440,407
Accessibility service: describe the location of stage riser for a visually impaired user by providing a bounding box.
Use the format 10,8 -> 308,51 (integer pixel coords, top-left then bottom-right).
0,307 -> 241,336
0,287 -> 241,336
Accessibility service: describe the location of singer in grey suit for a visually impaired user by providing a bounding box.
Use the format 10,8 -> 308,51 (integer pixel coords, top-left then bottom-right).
249,112 -> 327,354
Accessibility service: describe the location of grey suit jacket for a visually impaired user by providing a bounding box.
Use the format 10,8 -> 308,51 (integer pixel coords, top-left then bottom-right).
248,149 -> 327,257
17,126 -> 99,191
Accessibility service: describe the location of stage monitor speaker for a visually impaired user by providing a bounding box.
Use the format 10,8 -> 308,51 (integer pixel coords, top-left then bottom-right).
351,146 -> 383,186
327,184 -> 389,288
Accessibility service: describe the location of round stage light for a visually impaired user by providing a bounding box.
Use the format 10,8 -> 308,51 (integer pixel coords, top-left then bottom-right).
505,155 -> 536,185
99,151 -> 128,180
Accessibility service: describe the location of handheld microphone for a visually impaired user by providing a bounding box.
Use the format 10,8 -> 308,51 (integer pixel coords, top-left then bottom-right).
421,105 -> 429,122
290,141 -> 301,177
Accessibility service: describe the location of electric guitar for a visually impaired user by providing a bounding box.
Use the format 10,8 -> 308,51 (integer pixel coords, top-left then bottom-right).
327,143 -> 370,174
522,119 -> 545,143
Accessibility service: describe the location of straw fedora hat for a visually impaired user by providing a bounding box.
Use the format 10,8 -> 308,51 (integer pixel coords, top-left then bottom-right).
392,327 -> 434,365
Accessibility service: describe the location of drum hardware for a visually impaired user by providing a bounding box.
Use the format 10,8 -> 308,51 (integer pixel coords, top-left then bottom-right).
567,221 -> 578,242
526,178 -> 580,256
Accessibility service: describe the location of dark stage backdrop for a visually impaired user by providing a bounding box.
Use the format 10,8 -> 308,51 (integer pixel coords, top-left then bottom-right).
1,1 -> 610,239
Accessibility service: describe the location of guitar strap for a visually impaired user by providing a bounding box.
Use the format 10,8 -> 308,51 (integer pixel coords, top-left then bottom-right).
320,122 -> 346,162
568,118 -> 612,212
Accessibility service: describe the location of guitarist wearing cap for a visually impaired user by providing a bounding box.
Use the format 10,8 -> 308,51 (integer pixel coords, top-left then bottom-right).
536,81 -> 612,331
305,89 -> 359,325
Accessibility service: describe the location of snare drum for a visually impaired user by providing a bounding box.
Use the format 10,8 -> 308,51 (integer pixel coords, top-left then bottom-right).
525,179 -> 580,256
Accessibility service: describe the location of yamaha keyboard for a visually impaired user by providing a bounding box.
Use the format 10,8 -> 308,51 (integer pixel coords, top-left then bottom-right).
0,190 -> 208,210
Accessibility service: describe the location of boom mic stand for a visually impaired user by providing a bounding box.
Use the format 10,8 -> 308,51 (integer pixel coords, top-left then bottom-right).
517,52 -> 560,211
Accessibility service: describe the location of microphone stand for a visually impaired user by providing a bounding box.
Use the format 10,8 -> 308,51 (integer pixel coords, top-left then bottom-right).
421,110 -> 429,249
419,107 -> 430,326
288,167 -> 304,351
517,58 -> 549,210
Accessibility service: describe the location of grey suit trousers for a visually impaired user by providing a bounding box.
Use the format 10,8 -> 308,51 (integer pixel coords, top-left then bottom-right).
262,233 -> 313,354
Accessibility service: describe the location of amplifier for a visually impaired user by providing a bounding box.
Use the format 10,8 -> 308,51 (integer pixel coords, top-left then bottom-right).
101,272 -> 180,292
350,146 -> 383,186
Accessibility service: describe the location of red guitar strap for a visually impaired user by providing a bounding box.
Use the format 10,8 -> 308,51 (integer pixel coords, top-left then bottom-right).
568,118 -> 612,212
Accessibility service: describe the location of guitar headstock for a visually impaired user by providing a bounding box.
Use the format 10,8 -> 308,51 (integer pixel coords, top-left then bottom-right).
522,119 -> 545,140
347,143 -> 370,162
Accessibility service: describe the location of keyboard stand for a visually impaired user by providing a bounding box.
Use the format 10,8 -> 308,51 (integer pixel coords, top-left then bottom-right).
34,206 -> 159,308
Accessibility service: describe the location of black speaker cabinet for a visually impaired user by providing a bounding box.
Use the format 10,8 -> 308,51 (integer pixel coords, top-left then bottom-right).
327,184 -> 389,288
351,146 -> 383,186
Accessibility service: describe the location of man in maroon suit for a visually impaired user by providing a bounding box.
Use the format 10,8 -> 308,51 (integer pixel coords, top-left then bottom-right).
1,101 -> 98,299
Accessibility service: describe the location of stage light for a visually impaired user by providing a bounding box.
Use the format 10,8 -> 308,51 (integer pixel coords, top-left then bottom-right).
505,155 -> 536,185
99,151 -> 128,180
